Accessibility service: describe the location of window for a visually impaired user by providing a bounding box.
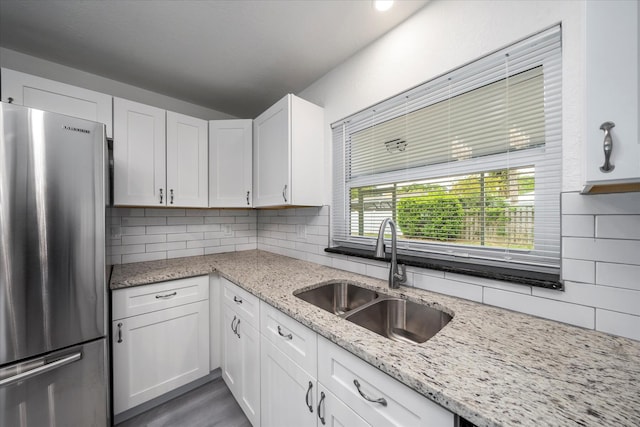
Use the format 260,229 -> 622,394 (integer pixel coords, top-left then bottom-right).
332,26 -> 561,275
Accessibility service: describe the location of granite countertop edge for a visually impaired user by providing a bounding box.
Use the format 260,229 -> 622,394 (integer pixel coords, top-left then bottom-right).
110,250 -> 640,427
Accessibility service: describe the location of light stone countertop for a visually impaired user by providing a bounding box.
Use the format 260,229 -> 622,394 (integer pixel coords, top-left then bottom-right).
110,250 -> 640,427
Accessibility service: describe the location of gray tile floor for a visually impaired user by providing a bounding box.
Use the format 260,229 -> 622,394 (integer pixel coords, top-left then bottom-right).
116,378 -> 251,427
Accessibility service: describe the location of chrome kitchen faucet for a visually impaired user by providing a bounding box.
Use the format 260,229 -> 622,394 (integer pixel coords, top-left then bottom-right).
374,218 -> 407,289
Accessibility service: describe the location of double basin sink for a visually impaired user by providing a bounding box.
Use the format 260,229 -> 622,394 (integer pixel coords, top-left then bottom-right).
295,280 -> 452,344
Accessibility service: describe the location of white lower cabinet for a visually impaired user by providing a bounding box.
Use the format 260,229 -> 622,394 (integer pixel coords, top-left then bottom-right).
222,288 -> 455,427
318,336 -> 454,426
260,338 -> 317,427
317,383 -> 370,427
112,276 -> 210,415
222,279 -> 261,427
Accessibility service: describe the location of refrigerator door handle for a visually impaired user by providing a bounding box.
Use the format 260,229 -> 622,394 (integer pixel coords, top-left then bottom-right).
0,352 -> 82,387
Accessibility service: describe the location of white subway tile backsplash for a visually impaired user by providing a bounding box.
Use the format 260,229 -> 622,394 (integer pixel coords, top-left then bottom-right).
187,224 -> 221,232
306,253 -> 333,267
561,258 -> 595,284
235,243 -> 258,251
112,208 -> 145,217
187,239 -> 220,248
562,192 -> 640,215
121,216 -> 166,226
204,216 -> 236,224
204,245 -> 236,255
166,232 -> 204,242
413,274 -> 483,302
167,216 -> 205,225
483,288 -> 595,329
187,209 -> 219,216
562,237 -> 640,264
111,244 -> 145,255
220,237 -> 249,245
121,234 -> 166,245
332,257 -> 366,275
146,225 -> 187,235
533,281 -> 640,316
596,310 -> 640,341
120,226 -> 146,235
561,215 -> 594,237
122,251 -> 167,263
146,241 -> 186,252
145,208 -> 186,216
168,248 -> 204,259
596,262 -> 640,291
596,215 -> 640,240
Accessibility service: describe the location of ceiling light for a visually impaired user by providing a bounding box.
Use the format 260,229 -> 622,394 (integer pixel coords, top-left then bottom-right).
374,0 -> 394,12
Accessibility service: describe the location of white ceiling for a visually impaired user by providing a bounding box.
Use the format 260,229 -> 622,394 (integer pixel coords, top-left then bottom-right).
0,0 -> 429,118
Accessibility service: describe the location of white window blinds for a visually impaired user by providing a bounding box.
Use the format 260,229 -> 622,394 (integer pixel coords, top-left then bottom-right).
332,26 -> 562,273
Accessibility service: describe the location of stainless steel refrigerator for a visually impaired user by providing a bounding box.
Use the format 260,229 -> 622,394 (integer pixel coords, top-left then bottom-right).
0,102 -> 109,426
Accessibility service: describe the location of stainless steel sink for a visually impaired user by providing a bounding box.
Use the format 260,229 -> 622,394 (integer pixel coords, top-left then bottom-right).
345,298 -> 452,344
295,281 -> 379,315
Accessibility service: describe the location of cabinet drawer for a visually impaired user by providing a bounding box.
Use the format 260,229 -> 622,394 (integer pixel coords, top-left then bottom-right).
222,277 -> 259,328
113,275 -> 208,320
260,301 -> 317,376
318,336 -> 453,427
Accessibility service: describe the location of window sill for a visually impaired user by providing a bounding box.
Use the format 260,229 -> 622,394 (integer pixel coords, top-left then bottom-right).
324,246 -> 563,290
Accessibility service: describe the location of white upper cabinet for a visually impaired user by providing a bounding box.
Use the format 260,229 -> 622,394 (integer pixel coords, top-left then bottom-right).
1,68 -> 113,138
253,94 -> 324,207
209,120 -> 253,207
113,98 -> 208,207
584,1 -> 640,192
114,98 -> 166,206
167,111 -> 209,207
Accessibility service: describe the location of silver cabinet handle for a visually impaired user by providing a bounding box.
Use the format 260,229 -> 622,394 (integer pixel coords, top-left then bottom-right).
277,325 -> 293,340
599,121 -> 615,173
159,188 -> 163,204
353,379 -> 387,406
231,315 -> 238,333
235,318 -> 241,338
246,191 -> 250,206
305,381 -> 314,413
0,352 -> 82,387
117,322 -> 123,343
155,291 -> 177,299
233,296 -> 243,304
170,189 -> 174,204
282,184 -> 288,203
317,391 -> 326,425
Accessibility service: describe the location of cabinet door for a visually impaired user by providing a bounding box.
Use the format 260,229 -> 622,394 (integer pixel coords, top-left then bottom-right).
222,304 -> 242,397
209,119 -> 253,207
253,94 -> 291,207
1,68 -> 113,138
113,98 -> 166,206
317,383 -> 370,427
112,300 -> 209,414
166,111 -> 209,207
261,337 -> 317,427
238,320 -> 261,427
585,1 -> 640,187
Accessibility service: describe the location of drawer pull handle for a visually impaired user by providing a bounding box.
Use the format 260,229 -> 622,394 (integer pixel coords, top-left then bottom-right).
282,184 -> 288,203
155,291 -> 177,299
317,391 -> 326,425
233,296 -> 243,304
159,188 -> 163,204
117,323 -> 123,343
277,325 -> 293,340
231,315 -> 238,333
599,121 -> 615,173
235,318 -> 241,338
353,379 -> 387,406
170,189 -> 174,204
246,191 -> 250,206
305,381 -> 313,412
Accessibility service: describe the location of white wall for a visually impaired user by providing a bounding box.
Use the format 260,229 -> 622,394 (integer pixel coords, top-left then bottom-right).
300,0 -> 584,196
0,47 -> 236,120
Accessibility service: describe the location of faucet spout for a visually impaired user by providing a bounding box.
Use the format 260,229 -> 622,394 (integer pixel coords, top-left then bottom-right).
374,218 -> 407,289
